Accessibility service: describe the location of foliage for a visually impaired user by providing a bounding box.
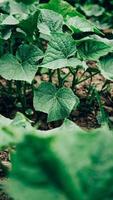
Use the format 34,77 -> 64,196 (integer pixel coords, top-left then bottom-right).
0,115 -> 113,200
0,0 -> 113,121
74,0 -> 113,29
34,82 -> 79,122
1,1 -> 113,199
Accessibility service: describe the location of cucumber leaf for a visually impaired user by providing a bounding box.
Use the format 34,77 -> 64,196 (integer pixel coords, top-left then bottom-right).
40,33 -> 77,69
7,120 -> 113,200
77,36 -> 113,60
99,53 -> 113,80
33,82 -> 79,122
0,45 -> 43,83
40,0 -> 82,19
37,9 -> 63,39
66,16 -> 101,34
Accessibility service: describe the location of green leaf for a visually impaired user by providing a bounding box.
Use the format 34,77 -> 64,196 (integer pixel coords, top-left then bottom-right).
0,112 -> 31,129
33,82 -> 79,122
40,0 -> 82,19
37,9 -> 63,38
1,15 -> 19,25
0,112 -> 31,149
7,120 -> 113,200
7,120 -> 84,200
11,112 -> 32,130
80,4 -> 105,17
0,44 -> 43,83
40,33 -> 77,69
10,0 -> 28,16
99,53 -> 113,80
77,36 -> 113,60
0,54 -> 25,81
19,10 -> 39,37
0,115 -> 12,126
66,16 -> 101,34
16,44 -> 43,64
9,0 -> 40,38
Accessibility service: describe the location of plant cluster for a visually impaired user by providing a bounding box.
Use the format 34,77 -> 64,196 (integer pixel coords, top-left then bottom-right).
0,0 -> 113,122
1,0 -> 113,199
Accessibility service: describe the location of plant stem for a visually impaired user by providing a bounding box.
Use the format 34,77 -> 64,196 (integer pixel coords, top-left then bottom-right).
57,69 -> 62,87
71,68 -> 79,90
75,71 -> 99,86
16,81 -> 26,111
48,69 -> 52,82
23,82 -> 27,109
7,81 -> 13,95
72,73 -> 76,90
95,90 -> 107,124
62,72 -> 71,85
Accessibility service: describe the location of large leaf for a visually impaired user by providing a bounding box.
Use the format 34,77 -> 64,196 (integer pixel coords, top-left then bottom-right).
40,0 -> 82,19
33,82 -> 79,122
0,45 -> 43,83
7,120 -> 113,200
99,53 -> 113,80
77,36 -> 113,60
37,9 -> 63,39
40,33 -> 77,69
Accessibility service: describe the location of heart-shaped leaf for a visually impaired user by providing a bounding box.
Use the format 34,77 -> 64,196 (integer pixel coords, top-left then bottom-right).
0,45 -> 43,83
33,82 -> 79,122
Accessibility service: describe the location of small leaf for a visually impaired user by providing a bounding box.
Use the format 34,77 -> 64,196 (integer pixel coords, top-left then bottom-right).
19,10 -> 39,37
99,53 -> 113,81
40,33 -> 77,69
0,112 -> 31,149
2,15 -> 19,25
77,36 -> 113,60
16,44 -> 43,64
80,4 -> 105,17
37,9 -> 63,38
33,82 -> 79,122
66,16 -> 101,34
0,51 -> 37,83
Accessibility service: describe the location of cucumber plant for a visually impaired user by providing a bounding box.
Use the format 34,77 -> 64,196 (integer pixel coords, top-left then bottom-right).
0,0 -> 113,122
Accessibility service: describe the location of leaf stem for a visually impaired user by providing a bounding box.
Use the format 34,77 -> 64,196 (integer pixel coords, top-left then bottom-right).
16,81 -> 26,111
57,69 -> 62,87
71,68 -> 79,90
48,69 -> 53,82
75,71 -> 99,86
